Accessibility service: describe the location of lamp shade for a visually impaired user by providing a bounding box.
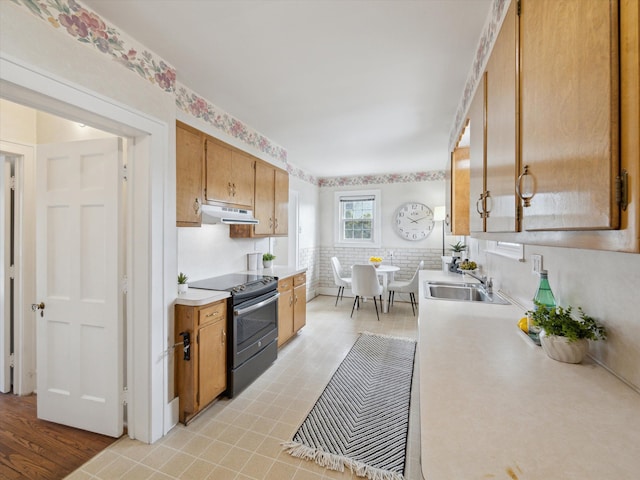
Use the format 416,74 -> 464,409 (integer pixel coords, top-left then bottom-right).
433,205 -> 446,222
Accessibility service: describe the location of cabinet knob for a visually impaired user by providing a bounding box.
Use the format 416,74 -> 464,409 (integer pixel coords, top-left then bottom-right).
484,191 -> 493,218
193,198 -> 201,215
516,165 -> 535,207
476,194 -> 485,217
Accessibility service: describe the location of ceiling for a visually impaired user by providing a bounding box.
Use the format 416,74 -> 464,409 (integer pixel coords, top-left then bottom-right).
83,0 -> 491,177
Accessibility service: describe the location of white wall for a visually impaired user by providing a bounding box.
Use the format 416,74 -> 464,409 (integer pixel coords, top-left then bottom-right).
319,180 -> 448,251
469,239 -> 640,392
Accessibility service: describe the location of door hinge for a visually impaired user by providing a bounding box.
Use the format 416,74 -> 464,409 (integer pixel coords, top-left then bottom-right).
517,0 -> 521,16
121,275 -> 128,295
120,163 -> 128,181
8,264 -> 15,280
9,353 -> 15,368
121,386 -> 129,405
616,169 -> 628,211
9,175 -> 16,190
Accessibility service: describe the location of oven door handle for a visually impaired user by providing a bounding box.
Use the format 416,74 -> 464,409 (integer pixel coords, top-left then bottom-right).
234,292 -> 280,317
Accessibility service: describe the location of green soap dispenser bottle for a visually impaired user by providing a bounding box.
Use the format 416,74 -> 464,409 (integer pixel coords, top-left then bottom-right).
529,270 -> 556,345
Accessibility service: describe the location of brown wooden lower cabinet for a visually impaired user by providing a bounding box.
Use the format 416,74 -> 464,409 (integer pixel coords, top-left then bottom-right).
175,299 -> 227,425
278,272 -> 306,347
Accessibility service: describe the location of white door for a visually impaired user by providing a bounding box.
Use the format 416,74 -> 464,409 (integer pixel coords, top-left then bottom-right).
35,138 -> 123,437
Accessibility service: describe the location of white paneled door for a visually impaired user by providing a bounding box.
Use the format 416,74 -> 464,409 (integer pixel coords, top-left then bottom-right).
35,138 -> 123,437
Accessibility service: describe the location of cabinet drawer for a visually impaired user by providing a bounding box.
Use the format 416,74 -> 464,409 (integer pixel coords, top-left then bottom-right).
293,273 -> 306,287
278,278 -> 293,292
198,301 -> 226,326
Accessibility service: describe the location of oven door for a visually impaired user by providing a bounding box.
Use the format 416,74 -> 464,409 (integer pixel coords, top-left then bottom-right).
232,290 -> 279,368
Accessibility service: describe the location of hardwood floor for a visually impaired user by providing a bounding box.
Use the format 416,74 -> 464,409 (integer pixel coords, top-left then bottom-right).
0,393 -> 119,479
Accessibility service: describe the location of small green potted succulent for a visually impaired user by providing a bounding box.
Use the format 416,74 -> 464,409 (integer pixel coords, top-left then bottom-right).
262,253 -> 276,268
177,272 -> 189,294
527,301 -> 607,363
450,241 -> 467,258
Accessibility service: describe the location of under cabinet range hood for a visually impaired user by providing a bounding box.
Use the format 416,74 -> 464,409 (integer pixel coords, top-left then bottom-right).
201,204 -> 259,225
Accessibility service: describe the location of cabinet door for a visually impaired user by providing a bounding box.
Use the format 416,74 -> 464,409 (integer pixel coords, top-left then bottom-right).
520,0 -> 619,231
451,146 -> 470,235
293,282 -> 306,332
277,288 -> 294,347
274,169 -> 289,235
198,319 -> 226,408
231,151 -> 255,208
485,0 -> 518,233
176,122 -> 203,226
468,73 -> 486,233
254,162 -> 275,236
205,139 -> 233,204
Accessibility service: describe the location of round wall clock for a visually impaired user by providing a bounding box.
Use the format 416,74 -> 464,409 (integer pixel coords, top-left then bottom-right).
394,202 -> 435,241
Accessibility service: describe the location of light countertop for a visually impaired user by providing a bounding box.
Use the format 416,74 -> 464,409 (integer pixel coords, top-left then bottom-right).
241,265 -> 307,279
174,289 -> 230,307
418,270 -> 640,480
174,266 -> 306,307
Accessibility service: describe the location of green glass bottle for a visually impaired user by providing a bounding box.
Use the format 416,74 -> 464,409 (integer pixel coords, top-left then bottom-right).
529,270 -> 556,345
534,270 -> 556,310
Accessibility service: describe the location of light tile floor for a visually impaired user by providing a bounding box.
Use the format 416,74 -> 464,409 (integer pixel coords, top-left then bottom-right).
66,295 -> 422,480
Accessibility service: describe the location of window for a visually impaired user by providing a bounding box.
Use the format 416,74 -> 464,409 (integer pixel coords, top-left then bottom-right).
335,190 -> 381,246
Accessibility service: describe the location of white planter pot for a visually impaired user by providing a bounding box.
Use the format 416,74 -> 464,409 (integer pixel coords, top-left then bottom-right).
178,283 -> 188,294
539,330 -> 589,364
263,260 -> 273,268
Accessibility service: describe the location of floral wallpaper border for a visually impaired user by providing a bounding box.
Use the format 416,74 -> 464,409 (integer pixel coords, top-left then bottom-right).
448,0 -> 510,150
9,0 -> 289,164
318,170 -> 444,188
176,83 -> 287,163
10,0 -> 177,93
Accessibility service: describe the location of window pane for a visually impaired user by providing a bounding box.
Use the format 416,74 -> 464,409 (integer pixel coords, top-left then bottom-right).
339,195 -> 377,243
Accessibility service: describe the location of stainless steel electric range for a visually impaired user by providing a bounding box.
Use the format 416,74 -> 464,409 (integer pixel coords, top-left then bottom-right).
189,273 -> 279,397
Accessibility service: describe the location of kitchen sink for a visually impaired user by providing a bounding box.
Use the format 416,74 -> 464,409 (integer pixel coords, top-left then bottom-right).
424,281 -> 510,305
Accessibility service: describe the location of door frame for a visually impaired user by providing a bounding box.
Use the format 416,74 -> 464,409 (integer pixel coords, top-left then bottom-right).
0,142 -> 36,396
0,54 -> 173,443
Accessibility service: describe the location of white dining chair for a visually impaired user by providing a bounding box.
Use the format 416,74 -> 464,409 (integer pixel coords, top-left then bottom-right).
388,260 -> 424,316
350,264 -> 384,321
330,257 -> 352,306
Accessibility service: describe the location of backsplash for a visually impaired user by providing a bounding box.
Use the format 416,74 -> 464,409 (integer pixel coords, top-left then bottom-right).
469,238 -> 640,393
318,246 -> 442,294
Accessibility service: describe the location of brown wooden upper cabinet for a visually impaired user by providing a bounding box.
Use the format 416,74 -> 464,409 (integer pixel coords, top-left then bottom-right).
519,0 -> 619,231
205,137 -> 255,209
230,160 -> 289,238
176,121 -> 204,227
457,0 -> 639,252
468,0 -> 518,234
446,127 -> 470,236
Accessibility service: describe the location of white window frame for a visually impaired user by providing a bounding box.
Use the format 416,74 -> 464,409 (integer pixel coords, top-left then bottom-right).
486,240 -> 525,261
334,189 -> 381,248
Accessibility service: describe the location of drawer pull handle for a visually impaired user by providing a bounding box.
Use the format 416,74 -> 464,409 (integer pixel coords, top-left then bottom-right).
205,311 -> 218,318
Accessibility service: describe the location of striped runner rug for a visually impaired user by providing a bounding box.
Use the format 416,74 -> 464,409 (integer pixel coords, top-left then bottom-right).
282,332 -> 417,480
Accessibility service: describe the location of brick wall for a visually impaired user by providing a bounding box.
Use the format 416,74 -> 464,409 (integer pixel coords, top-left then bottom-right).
299,246 -> 320,299
319,246 -> 442,292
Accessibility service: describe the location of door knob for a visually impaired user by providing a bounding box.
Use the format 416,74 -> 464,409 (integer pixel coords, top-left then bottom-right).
31,302 -> 45,317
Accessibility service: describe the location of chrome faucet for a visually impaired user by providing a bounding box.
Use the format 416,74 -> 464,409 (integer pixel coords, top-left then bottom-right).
464,270 -> 493,294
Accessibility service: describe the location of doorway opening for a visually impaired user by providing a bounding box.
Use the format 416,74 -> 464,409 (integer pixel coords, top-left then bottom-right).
1,100 -> 128,437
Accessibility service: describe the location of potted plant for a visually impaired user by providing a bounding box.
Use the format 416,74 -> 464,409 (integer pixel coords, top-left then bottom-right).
527,301 -> 607,364
177,272 -> 189,294
263,253 -> 276,268
450,241 -> 467,258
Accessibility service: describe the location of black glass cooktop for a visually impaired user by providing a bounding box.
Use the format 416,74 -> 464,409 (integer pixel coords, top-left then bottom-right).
189,273 -> 276,296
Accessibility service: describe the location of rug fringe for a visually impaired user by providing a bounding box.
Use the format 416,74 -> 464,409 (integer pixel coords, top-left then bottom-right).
359,331 -> 416,344
282,442 -> 405,480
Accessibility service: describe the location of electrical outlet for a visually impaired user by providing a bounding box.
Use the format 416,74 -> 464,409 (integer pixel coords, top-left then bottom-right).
531,254 -> 543,274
